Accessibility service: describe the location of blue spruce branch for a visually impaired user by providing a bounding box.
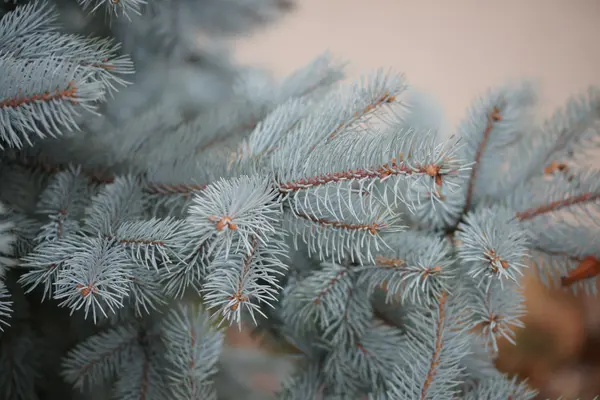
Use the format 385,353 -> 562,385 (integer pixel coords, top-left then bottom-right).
0,0 -> 599,399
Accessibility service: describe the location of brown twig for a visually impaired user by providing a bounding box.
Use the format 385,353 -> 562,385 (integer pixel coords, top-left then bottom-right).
0,81 -> 78,108
560,255 -> 600,288
515,192 -> 600,221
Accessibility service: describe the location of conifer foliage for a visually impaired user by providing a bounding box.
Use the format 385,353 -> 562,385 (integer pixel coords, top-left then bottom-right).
1,1 -> 599,399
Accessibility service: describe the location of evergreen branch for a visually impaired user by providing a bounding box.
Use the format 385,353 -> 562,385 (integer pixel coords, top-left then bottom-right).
463,106 -> 502,212
388,292 -> 470,399
278,131 -> 465,193
0,0 -> 57,45
350,322 -> 406,391
4,150 -> 116,184
284,194 -> 404,264
294,211 -> 386,234
112,217 -> 186,271
0,77 -> 77,107
275,122 -> 470,227
2,32 -> 134,96
462,375 -> 537,400
0,281 -> 11,330
61,324 -> 141,390
84,175 -> 146,236
162,305 -> 223,397
315,268 -> 348,306
76,0 -> 145,19
357,231 -> 458,304
185,175 -> 281,259
522,86 -> 600,182
203,234 -> 288,326
527,250 -> 596,294
456,205 -> 529,285
278,363 -> 323,400
272,72 -> 408,166
143,182 -> 207,197
204,236 -> 262,326
399,135 -> 472,230
420,291 -> 449,400
278,158 -> 417,191
455,82 -> 537,206
281,262 -> 353,338
53,236 -> 134,323
234,96 -> 313,164
159,240 -> 210,299
200,52 -> 345,155
276,51 -> 346,100
509,168 -> 600,264
196,118 -> 259,154
0,55 -> 105,149
325,284 -> 372,348
19,237 -> 76,301
111,344 -> 169,400
34,165 -> 90,241
124,263 -> 166,316
0,327 -> 40,400
36,207 -> 78,243
465,279 -> 526,353
6,150 -> 213,199
0,202 -> 16,271
516,190 -> 600,221
325,70 -> 403,142
0,8 -> 588,396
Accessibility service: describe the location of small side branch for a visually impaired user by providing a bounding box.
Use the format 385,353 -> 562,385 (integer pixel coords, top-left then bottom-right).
228,237 -> 259,312
314,269 -> 347,305
420,291 -> 448,400
0,81 -> 78,109
294,211 -> 386,235
515,191 -> 600,221
196,119 -> 258,153
463,107 -> 502,212
279,159 -> 445,192
75,334 -> 139,382
114,237 -> 165,247
9,155 -> 115,184
9,154 -> 210,197
143,183 -> 207,198
327,91 -> 396,141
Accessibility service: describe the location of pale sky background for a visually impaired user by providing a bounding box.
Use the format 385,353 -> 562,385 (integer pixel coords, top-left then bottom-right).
235,0 -> 600,130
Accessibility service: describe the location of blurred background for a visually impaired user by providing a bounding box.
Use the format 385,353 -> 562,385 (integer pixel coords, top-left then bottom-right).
226,1 -> 600,398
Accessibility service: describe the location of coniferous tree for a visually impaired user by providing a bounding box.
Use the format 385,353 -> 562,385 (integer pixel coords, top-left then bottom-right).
1,1 -> 599,399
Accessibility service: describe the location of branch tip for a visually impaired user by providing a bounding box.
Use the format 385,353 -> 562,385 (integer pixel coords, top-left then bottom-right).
207,216 -> 237,231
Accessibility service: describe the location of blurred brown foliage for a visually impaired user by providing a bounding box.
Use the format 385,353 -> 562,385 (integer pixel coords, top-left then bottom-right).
496,273 -> 600,399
